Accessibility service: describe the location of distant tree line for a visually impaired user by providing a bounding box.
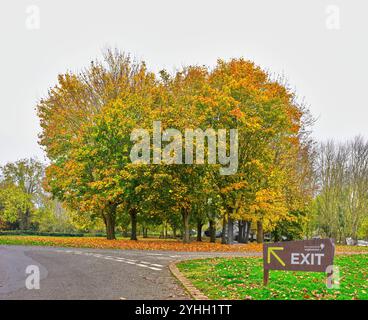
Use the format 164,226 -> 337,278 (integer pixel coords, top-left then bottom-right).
306,137 -> 368,242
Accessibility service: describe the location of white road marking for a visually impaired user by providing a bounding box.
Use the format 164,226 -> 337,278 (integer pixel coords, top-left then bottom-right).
56,250 -> 163,271
140,261 -> 163,267
150,263 -> 164,267
148,267 -> 162,271
115,258 -> 137,262
155,256 -> 174,260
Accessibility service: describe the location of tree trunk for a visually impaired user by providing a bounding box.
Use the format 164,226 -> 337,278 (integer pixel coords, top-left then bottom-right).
221,215 -> 227,244
209,219 -> 216,243
257,221 -> 263,244
25,208 -> 31,230
182,209 -> 190,244
227,218 -> 234,244
130,208 -> 138,241
18,210 -> 26,230
238,220 -> 247,243
245,221 -> 251,243
164,222 -> 168,239
196,221 -> 203,242
104,211 -> 116,240
19,208 -> 31,230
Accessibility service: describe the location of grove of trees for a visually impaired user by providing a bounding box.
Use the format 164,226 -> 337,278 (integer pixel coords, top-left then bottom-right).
1,49 -> 367,244
35,49 -> 314,243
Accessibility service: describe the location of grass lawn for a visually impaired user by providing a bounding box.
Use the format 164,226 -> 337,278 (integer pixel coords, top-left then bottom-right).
177,254 -> 368,300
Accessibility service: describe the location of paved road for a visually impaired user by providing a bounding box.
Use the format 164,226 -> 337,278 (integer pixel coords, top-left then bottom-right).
0,245 -> 259,300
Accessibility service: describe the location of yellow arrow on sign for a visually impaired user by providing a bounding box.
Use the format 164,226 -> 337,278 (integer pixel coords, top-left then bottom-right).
267,247 -> 285,267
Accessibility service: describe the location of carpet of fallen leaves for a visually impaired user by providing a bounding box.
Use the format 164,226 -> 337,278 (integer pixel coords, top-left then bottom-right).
0,236 -> 367,253
0,236 -> 263,252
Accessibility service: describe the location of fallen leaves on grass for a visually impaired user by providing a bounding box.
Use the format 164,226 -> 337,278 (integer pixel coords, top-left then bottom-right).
1,236 -> 367,253
0,236 -> 263,252
335,245 -> 368,254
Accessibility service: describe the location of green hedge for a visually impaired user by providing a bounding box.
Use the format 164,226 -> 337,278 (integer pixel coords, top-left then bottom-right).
0,230 -> 84,237
0,230 -> 160,238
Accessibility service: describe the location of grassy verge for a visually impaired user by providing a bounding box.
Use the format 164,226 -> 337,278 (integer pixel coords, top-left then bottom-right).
177,254 -> 368,300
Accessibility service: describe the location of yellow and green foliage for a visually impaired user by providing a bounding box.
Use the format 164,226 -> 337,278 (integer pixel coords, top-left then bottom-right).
37,49 -> 313,241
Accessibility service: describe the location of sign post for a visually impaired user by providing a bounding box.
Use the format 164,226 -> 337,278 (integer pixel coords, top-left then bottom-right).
263,239 -> 335,286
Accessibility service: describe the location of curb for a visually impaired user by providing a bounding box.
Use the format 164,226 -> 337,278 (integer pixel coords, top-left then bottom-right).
169,261 -> 209,300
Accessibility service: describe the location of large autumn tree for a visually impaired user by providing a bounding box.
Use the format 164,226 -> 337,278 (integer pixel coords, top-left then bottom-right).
38,49 -> 159,239
209,59 -> 314,243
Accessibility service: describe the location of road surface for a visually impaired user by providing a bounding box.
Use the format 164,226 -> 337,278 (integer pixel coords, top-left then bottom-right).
0,245 -> 258,300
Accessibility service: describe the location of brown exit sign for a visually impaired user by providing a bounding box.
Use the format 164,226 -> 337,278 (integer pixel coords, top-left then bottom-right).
263,239 -> 335,286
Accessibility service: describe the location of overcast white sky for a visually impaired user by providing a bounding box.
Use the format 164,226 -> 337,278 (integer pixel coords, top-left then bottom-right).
0,0 -> 367,165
